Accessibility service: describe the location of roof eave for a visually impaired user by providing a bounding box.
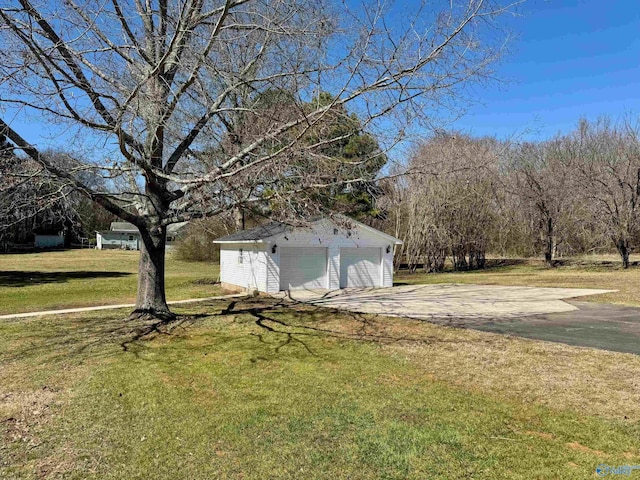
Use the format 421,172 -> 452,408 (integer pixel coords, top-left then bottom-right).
212,239 -> 267,244
327,216 -> 403,245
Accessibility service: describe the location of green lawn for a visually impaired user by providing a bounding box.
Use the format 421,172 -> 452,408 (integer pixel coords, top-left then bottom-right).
3,254 -> 640,478
0,250 -> 220,315
1,297 -> 639,479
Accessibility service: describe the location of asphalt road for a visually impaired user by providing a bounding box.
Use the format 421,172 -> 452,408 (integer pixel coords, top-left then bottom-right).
459,301 -> 640,355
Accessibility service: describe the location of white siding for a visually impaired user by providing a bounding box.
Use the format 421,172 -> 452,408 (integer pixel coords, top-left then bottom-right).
219,243 -> 268,291
96,231 -> 140,250
217,218 -> 400,292
327,244 -> 341,290
264,245 -> 280,293
382,248 -> 394,288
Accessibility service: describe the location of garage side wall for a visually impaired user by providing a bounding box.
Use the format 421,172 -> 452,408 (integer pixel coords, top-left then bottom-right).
220,243 -> 268,292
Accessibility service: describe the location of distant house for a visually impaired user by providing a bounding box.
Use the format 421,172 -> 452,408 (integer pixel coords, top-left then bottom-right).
213,216 -> 402,293
96,222 -> 186,250
96,222 -> 140,250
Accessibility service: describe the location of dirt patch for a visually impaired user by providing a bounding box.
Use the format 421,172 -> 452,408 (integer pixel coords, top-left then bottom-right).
1,386 -> 65,477
566,441 -> 607,457
1,387 -> 58,445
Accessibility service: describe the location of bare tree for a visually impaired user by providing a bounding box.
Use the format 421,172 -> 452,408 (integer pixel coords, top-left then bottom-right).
0,143 -> 96,248
0,0 -> 515,318
574,118 -> 640,268
385,132 -> 501,271
509,137 -> 574,266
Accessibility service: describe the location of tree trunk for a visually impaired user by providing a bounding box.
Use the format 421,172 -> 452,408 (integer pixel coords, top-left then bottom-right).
131,226 -> 175,320
63,218 -> 73,248
616,238 -> 630,269
234,207 -> 245,231
544,217 -> 554,267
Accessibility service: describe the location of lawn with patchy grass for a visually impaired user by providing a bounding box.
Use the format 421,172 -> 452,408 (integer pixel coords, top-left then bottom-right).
1,297 -> 639,479
0,250 -> 220,315
396,256 -> 640,307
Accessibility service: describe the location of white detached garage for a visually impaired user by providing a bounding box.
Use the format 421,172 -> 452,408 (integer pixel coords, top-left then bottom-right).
214,217 -> 402,293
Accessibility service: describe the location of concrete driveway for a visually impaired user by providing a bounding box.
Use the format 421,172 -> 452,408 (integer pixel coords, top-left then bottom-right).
280,284 -> 640,355
283,284 -> 614,319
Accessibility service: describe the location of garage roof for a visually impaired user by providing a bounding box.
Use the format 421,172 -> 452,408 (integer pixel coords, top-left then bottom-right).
213,216 -> 402,244
213,222 -> 289,242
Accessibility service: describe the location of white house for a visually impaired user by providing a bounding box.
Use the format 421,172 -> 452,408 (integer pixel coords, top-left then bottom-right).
213,217 -> 402,293
96,221 -> 187,250
96,222 -> 140,250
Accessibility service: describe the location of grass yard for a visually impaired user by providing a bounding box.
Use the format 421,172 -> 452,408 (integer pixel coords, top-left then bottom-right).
3,252 -> 640,477
396,255 -> 640,307
1,297 -> 639,479
0,250 -> 220,315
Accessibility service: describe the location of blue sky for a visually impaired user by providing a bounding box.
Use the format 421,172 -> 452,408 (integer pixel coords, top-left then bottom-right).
454,0 -> 640,140
4,0 -> 639,149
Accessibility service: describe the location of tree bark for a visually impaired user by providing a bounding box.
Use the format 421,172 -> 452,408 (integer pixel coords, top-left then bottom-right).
131,226 -> 175,320
544,217 -> 554,267
63,218 -> 73,248
234,207 -> 245,231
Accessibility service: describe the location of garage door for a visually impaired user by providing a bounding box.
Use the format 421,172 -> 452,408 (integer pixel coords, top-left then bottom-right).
279,247 -> 328,290
340,248 -> 381,288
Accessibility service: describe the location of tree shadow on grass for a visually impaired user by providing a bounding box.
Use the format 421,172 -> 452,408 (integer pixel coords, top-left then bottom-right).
119,298 -> 416,360
217,297 -> 484,358
0,297 -> 493,368
0,271 -> 132,288
0,309 -> 218,368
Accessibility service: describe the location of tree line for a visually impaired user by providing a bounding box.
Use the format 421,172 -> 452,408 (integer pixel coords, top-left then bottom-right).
374,117 -> 640,270
0,135 -> 116,248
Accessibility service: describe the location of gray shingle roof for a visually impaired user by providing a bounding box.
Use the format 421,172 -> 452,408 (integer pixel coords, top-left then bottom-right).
213,222 -> 289,242
213,215 -> 403,244
109,221 -> 188,234
110,222 -> 138,232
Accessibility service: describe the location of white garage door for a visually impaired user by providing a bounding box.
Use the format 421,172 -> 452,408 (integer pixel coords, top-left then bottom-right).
279,247 -> 328,290
340,248 -> 381,288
